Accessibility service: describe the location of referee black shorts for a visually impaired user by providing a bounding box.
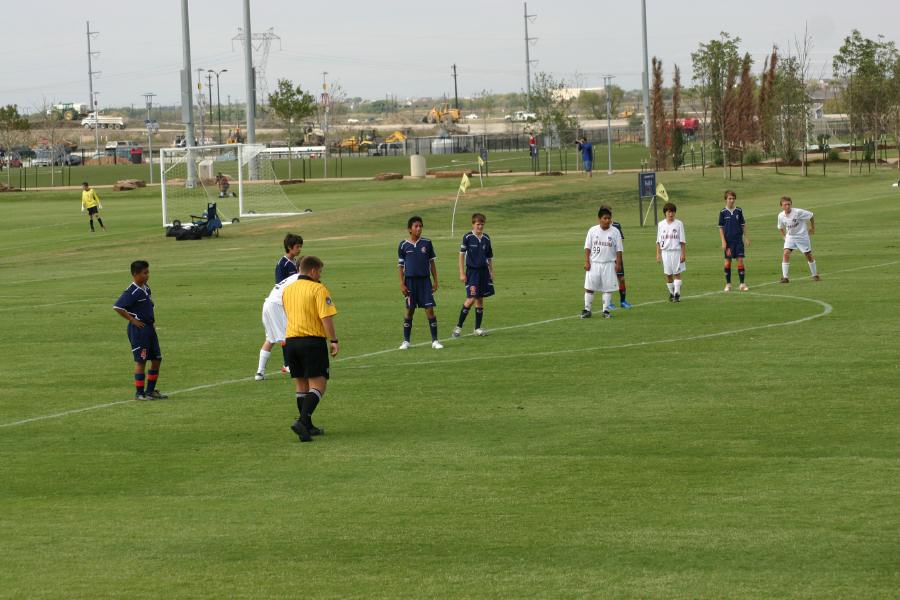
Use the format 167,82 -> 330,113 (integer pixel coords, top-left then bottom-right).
285,336 -> 330,379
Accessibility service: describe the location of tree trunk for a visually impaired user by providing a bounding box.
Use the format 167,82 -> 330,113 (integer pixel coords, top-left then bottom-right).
287,123 -> 293,181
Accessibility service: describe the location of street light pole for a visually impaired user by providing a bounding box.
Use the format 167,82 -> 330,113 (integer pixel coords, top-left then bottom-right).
208,69 -> 228,144
603,75 -> 615,174
143,92 -> 156,184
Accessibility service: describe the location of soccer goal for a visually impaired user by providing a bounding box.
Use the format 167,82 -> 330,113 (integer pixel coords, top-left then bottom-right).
159,143 -> 303,227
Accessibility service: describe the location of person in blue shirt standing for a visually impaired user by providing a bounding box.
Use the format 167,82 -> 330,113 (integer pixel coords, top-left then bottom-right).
275,233 -> 303,282
113,260 -> 167,400
398,216 -> 442,350
577,137 -> 594,178
453,213 -> 494,338
718,190 -> 749,291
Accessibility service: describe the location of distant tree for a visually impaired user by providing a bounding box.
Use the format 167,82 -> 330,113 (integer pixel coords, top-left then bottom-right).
775,48 -> 810,165
578,91 -> 604,119
757,48 -> 779,154
530,72 -> 579,165
0,104 -> 29,187
651,57 -> 668,169
832,30 -> 899,143
268,79 -> 316,180
736,53 -> 757,146
671,65 -> 684,168
691,32 -> 742,162
720,57 -> 740,165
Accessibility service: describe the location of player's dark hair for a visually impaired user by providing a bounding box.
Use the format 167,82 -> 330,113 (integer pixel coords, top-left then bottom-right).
662,202 -> 677,213
407,216 -> 423,229
299,255 -> 323,273
130,260 -> 149,275
780,196 -> 792,205
598,206 -> 612,218
724,190 -> 736,199
82,181 -> 89,187
471,213 -> 486,223
283,233 -> 303,252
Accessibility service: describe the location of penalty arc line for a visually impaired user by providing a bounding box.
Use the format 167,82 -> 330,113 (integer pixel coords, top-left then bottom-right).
0,259 -> 894,429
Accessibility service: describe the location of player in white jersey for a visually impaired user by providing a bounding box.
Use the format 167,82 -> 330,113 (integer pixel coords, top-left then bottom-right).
777,196 -> 819,283
582,206 -> 624,319
255,273 -> 301,380
656,202 -> 687,302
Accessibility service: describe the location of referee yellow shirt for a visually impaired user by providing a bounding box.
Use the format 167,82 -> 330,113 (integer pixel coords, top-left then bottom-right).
283,277 -> 337,338
81,189 -> 101,209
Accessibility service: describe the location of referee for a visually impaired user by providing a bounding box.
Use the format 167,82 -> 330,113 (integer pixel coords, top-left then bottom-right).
282,255 -> 339,442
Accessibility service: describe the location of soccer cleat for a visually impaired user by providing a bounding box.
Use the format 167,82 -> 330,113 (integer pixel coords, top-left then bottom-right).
134,393 -> 150,401
779,277 -> 790,284
580,309 -> 592,319
812,275 -> 821,281
304,418 -> 324,437
674,293 -> 681,302
452,326 -> 462,338
620,300 -> 633,309
601,310 -> 611,319
146,390 -> 168,400
739,283 -> 749,291
399,341 -> 411,350
474,328 -> 488,336
254,372 -> 265,381
280,366 -> 290,374
607,303 -> 617,310
668,293 -> 675,302
290,419 -> 312,442
724,283 -> 732,292
431,340 -> 444,350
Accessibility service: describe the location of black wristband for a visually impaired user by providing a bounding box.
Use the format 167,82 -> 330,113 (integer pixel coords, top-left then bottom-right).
330,339 -> 339,343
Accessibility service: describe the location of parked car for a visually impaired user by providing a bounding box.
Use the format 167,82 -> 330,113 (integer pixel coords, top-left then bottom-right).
346,118 -> 360,124
465,113 -> 479,120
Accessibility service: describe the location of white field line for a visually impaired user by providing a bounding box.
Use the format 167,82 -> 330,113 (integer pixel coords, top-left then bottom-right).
0,260 -> 894,429
0,297 -> 104,312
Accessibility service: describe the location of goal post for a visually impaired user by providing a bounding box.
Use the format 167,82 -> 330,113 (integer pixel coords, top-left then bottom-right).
159,143 -> 305,227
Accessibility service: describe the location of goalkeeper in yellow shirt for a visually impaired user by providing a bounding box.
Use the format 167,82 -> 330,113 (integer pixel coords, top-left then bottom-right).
80,181 -> 107,232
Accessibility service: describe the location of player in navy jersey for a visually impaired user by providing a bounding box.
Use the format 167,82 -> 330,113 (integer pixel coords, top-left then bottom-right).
718,190 -> 749,291
275,233 -> 303,282
398,216 -> 442,349
271,233 -> 304,373
113,261 -> 167,400
602,205 -> 632,309
453,213 -> 494,337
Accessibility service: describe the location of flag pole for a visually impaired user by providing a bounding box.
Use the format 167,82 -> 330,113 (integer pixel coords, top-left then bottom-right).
451,187 -> 462,236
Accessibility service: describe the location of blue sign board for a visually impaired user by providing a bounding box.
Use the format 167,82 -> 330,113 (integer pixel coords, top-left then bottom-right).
638,172 -> 656,198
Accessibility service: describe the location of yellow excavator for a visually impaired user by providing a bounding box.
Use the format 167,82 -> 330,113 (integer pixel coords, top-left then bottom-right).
422,104 -> 461,125
226,126 -> 245,144
338,131 -> 376,152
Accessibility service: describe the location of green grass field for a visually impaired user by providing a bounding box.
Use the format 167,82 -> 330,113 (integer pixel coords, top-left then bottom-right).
1,167 -> 899,598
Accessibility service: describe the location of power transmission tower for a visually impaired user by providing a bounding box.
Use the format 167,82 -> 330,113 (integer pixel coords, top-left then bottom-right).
86,21 -> 101,158
523,2 -> 538,111
232,26 -> 281,111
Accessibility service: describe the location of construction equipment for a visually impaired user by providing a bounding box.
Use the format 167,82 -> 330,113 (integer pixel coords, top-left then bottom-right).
302,126 -> 325,146
338,131 -> 376,152
384,131 -> 407,144
226,126 -> 245,144
81,113 -> 126,129
618,107 -> 636,119
422,104 -> 461,125
47,103 -> 90,121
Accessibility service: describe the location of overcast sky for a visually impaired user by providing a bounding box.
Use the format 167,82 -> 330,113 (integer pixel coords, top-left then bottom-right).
2,0 -> 897,111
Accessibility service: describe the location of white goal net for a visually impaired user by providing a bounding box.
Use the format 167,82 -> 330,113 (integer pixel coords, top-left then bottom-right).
159,143 -> 303,226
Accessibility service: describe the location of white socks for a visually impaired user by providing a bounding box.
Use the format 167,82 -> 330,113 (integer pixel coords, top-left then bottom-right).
782,262 -> 790,278
257,349 -> 271,374
808,261 -> 817,276
673,280 -> 682,295
666,282 -> 675,294
602,292 -> 612,312
584,292 -> 594,311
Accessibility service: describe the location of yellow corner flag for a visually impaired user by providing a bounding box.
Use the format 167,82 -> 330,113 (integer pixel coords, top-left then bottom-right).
477,155 -> 485,168
459,173 -> 470,194
656,183 -> 669,201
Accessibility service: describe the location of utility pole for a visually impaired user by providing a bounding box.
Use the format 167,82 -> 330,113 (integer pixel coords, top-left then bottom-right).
603,75 -> 615,174
179,0 -> 197,185
523,2 -> 537,111
86,21 -> 100,160
143,92 -> 156,184
451,64 -> 459,109
640,0 -> 651,148
196,67 -> 206,145
208,69 -> 228,144
206,72 -> 214,124
322,71 -> 329,178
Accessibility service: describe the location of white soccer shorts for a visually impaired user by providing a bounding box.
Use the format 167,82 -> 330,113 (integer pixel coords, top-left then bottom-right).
661,250 -> 686,276
784,236 -> 812,253
261,300 -> 288,343
584,261 -> 618,293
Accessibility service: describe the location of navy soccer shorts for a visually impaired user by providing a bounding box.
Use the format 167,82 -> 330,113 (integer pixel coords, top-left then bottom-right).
285,336 -> 330,380
405,277 -> 436,309
127,322 -> 162,363
465,267 -> 495,298
724,239 -> 745,258
87,206 -> 99,216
